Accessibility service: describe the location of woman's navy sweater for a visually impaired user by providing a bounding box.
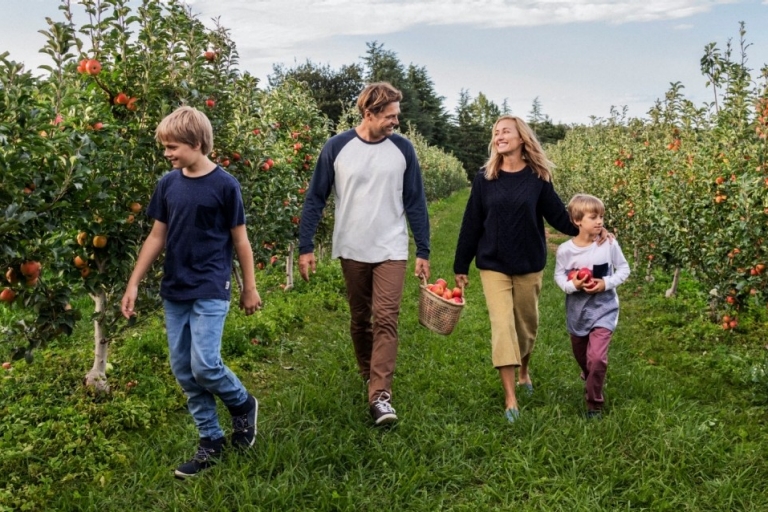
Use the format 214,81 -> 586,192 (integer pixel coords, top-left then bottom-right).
453,167 -> 578,276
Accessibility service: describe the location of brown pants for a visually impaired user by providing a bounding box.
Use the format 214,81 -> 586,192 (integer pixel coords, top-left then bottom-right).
479,269 -> 543,367
340,259 -> 406,404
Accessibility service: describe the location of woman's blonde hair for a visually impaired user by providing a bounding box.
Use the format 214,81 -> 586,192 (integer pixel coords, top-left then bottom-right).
567,194 -> 605,223
155,106 -> 214,155
483,115 -> 553,182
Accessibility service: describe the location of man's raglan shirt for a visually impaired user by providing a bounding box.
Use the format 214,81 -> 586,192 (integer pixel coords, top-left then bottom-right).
299,129 -> 430,263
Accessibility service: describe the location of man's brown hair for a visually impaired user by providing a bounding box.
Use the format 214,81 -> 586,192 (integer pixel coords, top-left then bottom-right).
356,82 -> 403,116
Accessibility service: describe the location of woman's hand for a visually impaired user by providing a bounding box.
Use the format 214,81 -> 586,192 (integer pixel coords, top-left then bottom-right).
455,274 -> 469,288
595,227 -> 615,246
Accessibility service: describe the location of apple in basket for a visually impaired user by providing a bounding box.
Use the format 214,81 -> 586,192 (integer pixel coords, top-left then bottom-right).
426,278 -> 464,304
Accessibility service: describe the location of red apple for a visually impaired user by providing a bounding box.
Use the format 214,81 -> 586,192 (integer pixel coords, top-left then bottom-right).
576,268 -> 593,282
452,297 -> 463,304
204,50 -> 216,61
85,59 -> 101,75
442,289 -> 453,300
0,288 -> 16,303
436,278 -> 448,288
2,362 -> 11,370
567,269 -> 578,281
114,92 -> 129,105
205,98 -> 215,108
452,287 -> 462,298
20,261 -> 41,278
5,268 -> 18,284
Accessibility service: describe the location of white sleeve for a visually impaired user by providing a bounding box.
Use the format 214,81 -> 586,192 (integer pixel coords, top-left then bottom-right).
604,241 -> 630,291
554,245 -> 578,294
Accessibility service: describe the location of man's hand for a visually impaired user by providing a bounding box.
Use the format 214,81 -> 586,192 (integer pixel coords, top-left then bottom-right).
415,257 -> 430,281
299,252 -> 316,282
240,288 -> 262,315
455,274 -> 469,288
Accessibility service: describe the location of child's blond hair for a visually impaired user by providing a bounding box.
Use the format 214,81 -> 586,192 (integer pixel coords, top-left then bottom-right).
155,106 -> 213,155
567,194 -> 605,223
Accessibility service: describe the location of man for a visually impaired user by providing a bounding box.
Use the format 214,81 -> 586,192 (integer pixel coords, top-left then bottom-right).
298,82 -> 430,426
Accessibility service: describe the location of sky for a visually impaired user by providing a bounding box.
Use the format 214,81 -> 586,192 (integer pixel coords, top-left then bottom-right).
1,0 -> 768,124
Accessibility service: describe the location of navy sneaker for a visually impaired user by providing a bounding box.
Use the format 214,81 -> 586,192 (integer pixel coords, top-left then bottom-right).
370,391 -> 397,426
174,436 -> 225,479
586,409 -> 603,420
230,394 -> 258,450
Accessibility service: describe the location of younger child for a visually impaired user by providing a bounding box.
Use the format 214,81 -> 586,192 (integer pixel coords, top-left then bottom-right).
554,194 -> 629,418
121,106 -> 262,478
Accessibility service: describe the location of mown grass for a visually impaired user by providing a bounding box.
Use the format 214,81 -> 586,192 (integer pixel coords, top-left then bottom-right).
1,188 -> 767,511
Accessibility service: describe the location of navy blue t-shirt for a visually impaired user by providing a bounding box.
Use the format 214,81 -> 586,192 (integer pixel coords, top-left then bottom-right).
147,167 -> 246,301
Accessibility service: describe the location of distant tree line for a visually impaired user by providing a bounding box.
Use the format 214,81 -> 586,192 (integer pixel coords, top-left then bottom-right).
269,42 -> 571,179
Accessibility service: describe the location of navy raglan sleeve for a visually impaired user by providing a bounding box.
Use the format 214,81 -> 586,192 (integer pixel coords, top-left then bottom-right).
400,139 -> 430,260
298,139 -> 336,254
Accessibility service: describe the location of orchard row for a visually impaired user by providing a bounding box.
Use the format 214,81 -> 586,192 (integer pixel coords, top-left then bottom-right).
550,33 -> 768,328
0,0 -> 467,381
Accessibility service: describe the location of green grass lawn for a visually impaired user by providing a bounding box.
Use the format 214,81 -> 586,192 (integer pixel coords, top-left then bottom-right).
2,188 -> 767,511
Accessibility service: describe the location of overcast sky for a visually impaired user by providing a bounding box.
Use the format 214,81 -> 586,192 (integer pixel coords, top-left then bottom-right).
2,0 -> 767,124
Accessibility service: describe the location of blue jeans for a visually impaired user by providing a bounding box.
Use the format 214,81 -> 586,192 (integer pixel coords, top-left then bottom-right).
164,299 -> 248,440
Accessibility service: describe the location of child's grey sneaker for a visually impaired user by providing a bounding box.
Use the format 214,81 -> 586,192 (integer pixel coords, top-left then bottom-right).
370,391 -> 397,425
174,436 -> 225,479
230,394 -> 258,450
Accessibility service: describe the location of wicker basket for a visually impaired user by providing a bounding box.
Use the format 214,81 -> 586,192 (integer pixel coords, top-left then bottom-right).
418,278 -> 465,335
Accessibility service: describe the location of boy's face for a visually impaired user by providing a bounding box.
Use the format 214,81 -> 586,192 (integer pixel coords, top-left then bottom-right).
161,140 -> 203,170
576,212 -> 604,237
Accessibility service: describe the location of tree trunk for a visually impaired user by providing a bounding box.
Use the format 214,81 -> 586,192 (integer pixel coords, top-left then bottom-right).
84,290 -> 110,393
232,259 -> 244,293
665,267 -> 681,298
284,243 -> 294,291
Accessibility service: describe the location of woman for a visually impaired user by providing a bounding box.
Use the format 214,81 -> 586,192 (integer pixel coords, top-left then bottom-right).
453,115 -> 603,423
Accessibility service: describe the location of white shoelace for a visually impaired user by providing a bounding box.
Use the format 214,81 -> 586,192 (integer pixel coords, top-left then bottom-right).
372,392 -> 396,414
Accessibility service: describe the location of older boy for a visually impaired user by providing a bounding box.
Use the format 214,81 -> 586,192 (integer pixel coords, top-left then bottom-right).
121,106 -> 262,478
554,194 -> 629,418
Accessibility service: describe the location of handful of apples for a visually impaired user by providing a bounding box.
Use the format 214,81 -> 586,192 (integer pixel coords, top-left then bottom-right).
567,267 -> 594,287
425,278 -> 464,304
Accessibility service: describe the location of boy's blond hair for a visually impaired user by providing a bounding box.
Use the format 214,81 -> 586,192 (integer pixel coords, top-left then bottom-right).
155,106 -> 213,155
567,194 -> 605,223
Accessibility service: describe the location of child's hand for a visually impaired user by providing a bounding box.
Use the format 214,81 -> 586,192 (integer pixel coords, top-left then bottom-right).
583,278 -> 605,294
572,275 -> 590,291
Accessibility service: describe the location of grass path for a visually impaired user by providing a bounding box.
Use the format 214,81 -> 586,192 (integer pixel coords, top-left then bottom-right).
14,189 -> 768,511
